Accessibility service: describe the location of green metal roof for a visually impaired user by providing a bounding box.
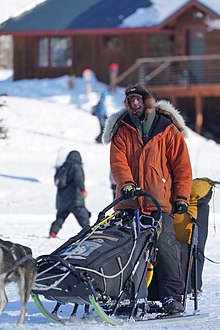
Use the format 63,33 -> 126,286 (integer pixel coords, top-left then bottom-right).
0,0 -> 103,32
0,0 -> 152,32
1,0 -> 219,34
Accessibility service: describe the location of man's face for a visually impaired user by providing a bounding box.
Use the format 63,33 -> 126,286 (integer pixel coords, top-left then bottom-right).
129,95 -> 144,118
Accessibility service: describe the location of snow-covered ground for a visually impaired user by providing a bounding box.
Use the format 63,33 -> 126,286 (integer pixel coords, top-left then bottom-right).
0,70 -> 220,329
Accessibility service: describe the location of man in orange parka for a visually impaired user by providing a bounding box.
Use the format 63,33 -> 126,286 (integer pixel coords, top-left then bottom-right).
102,83 -> 192,315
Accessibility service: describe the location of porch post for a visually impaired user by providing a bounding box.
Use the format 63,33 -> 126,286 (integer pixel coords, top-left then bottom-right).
138,63 -> 146,85
195,95 -> 203,135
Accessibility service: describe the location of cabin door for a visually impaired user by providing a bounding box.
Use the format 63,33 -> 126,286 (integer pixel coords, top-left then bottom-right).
186,27 -> 205,83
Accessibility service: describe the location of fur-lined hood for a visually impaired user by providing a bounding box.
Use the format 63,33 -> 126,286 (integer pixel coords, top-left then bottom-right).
102,100 -> 188,144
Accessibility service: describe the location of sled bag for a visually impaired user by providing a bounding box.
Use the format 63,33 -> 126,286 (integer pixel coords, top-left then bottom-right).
39,221 -> 151,300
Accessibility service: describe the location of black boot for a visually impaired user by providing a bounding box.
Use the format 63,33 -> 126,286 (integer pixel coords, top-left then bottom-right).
162,296 -> 184,314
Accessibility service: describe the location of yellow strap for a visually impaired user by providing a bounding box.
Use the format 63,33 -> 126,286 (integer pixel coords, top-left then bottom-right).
92,213 -> 116,230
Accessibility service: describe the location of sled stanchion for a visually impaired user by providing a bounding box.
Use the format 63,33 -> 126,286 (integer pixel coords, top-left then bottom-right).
192,222 -> 199,311
182,218 -> 199,312
128,244 -> 155,319
134,210 -> 140,234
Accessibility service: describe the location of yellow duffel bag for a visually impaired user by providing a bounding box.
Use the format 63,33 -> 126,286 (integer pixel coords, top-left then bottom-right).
174,177 -> 216,244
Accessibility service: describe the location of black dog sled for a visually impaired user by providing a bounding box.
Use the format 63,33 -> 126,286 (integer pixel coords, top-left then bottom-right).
32,188 -> 204,325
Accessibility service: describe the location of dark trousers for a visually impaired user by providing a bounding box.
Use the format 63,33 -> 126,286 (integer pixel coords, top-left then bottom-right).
149,212 -> 185,302
50,207 -> 90,234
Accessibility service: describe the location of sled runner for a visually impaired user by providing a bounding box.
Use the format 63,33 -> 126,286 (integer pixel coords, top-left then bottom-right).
32,187 -> 209,325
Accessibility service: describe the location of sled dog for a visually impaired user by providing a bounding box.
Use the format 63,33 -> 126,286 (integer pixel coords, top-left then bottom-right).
0,238 -> 37,325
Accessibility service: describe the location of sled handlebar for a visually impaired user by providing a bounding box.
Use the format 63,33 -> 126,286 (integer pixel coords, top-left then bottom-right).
98,187 -> 162,220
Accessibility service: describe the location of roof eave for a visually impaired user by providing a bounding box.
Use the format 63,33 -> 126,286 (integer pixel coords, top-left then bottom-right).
0,26 -> 171,37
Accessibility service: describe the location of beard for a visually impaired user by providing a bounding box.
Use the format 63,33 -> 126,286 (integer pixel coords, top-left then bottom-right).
131,106 -> 146,119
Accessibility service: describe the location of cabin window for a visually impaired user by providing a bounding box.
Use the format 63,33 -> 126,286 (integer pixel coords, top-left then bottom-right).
148,35 -> 171,57
38,37 -> 72,67
50,37 -> 72,66
103,35 -> 121,49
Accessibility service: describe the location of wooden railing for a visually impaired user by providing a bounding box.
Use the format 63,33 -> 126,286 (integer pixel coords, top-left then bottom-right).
113,54 -> 220,88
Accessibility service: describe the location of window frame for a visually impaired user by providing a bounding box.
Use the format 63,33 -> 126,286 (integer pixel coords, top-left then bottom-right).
38,36 -> 72,68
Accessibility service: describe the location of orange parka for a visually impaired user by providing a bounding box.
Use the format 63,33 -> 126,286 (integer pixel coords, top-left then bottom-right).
103,100 -> 192,214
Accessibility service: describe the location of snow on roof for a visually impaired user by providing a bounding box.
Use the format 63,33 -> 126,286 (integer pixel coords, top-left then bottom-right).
0,0 -> 46,24
119,0 -> 220,28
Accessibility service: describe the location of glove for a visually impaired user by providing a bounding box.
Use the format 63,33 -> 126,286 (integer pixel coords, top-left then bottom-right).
173,201 -> 188,214
121,185 -> 136,199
